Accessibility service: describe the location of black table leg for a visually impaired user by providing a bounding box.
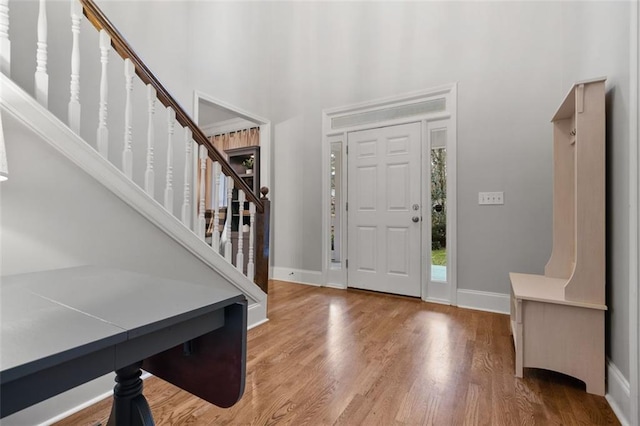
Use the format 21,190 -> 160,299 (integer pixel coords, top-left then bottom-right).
106,361 -> 154,426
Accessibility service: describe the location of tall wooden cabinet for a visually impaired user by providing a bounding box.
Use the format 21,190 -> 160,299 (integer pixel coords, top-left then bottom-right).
225,146 -> 260,274
509,78 -> 607,395
225,146 -> 260,199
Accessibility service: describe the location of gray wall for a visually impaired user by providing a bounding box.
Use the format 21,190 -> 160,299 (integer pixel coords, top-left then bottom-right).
180,1 -> 564,286
186,1 -> 271,119
258,1 -> 563,289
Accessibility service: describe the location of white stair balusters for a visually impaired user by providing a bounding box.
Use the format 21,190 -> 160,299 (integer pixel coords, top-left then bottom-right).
68,0 -> 81,134
212,161 -> 221,249
5,0 -> 268,283
236,190 -> 245,273
164,107 -> 175,213
225,176 -> 234,263
247,202 -> 256,281
35,0 -> 48,107
0,0 -> 10,76
197,144 -> 207,240
144,85 -> 156,196
96,30 -> 110,158
164,107 -> 176,214
122,58 -> 134,179
181,128 -> 192,229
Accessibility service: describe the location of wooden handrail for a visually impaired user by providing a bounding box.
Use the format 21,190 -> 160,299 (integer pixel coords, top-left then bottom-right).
80,0 -> 263,212
254,188 -> 271,293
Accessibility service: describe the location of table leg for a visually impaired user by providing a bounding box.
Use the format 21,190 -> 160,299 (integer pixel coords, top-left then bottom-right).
106,361 -> 155,426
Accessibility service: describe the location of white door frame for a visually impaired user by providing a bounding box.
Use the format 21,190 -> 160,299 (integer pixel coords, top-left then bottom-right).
192,91 -> 273,278
629,1 -> 639,423
321,84 -> 457,303
422,119 -> 456,304
192,90 -> 271,190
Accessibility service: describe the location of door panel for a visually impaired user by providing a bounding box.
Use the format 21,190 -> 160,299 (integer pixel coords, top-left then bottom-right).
347,122 -> 421,297
387,163 -> 410,210
356,227 -> 377,272
427,120 -> 451,301
356,166 -> 377,210
387,227 -> 410,275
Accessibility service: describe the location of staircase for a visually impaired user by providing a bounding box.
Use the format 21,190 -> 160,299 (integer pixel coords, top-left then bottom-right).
0,0 -> 270,320
0,2 -> 272,422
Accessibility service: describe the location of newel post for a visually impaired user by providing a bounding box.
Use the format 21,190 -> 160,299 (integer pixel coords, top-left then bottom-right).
254,186 -> 270,294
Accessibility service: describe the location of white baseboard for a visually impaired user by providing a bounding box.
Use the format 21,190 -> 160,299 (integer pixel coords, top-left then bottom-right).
424,297 -> 451,306
0,374 -> 114,426
40,389 -> 113,426
606,358 -> 631,426
39,372 -> 151,426
456,289 -> 510,314
248,301 -> 268,329
427,280 -> 451,302
272,267 -> 323,286
326,283 -> 347,290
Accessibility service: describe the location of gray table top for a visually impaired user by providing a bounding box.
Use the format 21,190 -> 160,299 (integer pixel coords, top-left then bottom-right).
0,284 -> 126,383
1,265 -> 244,384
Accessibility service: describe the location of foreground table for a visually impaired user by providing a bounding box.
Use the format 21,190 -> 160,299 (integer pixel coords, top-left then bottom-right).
1,266 -> 247,425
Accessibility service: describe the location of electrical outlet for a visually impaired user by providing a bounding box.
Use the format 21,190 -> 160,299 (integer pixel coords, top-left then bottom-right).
479,191 -> 504,205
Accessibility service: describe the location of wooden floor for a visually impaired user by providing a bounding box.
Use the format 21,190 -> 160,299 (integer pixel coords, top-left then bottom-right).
56,280 -> 619,425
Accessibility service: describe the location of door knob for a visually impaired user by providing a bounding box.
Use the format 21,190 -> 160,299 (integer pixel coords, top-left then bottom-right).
412,216 -> 420,223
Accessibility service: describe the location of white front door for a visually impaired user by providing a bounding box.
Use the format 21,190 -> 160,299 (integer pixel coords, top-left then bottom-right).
347,122 -> 422,297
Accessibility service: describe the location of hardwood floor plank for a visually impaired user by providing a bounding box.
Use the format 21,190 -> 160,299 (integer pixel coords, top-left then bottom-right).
55,280 -> 620,426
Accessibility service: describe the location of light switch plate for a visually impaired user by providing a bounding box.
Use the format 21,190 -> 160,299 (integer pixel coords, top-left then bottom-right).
479,191 -> 504,205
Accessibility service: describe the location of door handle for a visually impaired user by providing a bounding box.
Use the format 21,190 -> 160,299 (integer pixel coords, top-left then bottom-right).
412,216 -> 420,223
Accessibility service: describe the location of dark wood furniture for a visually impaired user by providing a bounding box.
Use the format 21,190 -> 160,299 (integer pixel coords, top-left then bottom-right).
0,266 -> 247,424
225,146 -> 260,199
226,146 -> 260,232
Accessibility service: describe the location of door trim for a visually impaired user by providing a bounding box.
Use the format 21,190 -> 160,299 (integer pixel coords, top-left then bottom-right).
422,119 -> 457,305
321,84 -> 457,303
192,90 -> 272,191
628,1 -> 639,423
192,91 -> 273,279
